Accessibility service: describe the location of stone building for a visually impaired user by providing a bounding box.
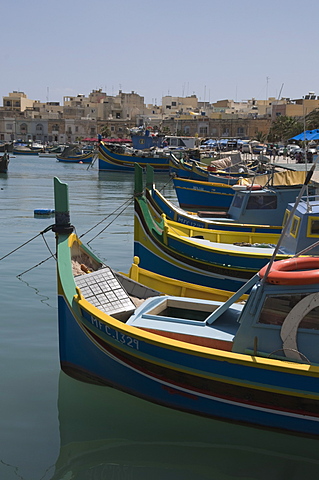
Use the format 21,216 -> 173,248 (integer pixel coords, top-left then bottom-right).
161,115 -> 271,139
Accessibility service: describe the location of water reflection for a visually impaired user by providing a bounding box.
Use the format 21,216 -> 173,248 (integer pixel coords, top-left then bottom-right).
51,372 -> 319,480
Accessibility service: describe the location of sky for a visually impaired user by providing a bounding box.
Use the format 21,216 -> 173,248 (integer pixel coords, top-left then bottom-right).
1,0 -> 319,106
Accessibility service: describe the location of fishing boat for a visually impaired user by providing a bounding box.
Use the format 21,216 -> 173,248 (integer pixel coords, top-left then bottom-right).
169,151 -> 268,182
53,176 -> 319,437
172,168 -> 311,211
0,142 -> 13,153
39,145 -> 65,158
98,141 -> 170,171
56,145 -> 95,164
12,145 -> 42,155
143,165 -> 310,233
134,164 -> 319,292
0,151 -> 9,173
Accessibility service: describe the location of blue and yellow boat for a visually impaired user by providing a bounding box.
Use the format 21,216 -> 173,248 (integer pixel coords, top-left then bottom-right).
53,175 -> 319,437
144,165 -> 296,233
172,168 -> 310,212
98,141 -> 170,171
56,145 -> 95,164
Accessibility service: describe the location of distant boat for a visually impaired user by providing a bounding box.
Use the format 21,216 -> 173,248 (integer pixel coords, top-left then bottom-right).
56,145 -> 95,164
0,142 -> 13,153
0,152 -> 9,173
98,141 -> 170,171
39,145 -> 66,158
12,145 -> 42,155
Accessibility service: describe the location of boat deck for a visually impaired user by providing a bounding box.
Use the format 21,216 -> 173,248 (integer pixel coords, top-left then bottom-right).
127,296 -> 242,349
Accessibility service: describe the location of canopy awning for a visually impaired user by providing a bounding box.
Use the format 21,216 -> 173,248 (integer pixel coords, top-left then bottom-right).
82,137 -> 132,143
290,129 -> 319,141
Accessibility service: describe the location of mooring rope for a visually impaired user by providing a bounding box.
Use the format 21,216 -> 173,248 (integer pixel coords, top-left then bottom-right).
79,195 -> 134,239
87,198 -> 133,245
158,175 -> 173,192
0,225 -> 53,262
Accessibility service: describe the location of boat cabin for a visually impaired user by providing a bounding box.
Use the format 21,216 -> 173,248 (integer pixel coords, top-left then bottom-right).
221,185 -> 302,226
279,195 -> 319,255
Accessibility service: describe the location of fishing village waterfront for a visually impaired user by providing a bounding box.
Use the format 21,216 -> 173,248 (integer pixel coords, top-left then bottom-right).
1,153 -> 319,479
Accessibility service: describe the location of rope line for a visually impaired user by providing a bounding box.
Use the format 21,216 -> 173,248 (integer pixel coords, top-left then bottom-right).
16,255 -> 54,278
87,199 -> 133,244
79,196 -> 134,239
0,224 -> 53,262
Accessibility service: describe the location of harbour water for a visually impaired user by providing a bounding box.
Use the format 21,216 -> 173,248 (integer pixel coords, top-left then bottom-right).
1,155 -> 319,480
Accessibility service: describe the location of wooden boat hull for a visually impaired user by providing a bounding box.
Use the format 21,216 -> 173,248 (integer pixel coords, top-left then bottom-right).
98,142 -> 169,171
13,148 -> 41,155
57,291 -> 319,437
173,177 -> 235,210
124,258 -> 247,302
56,153 -> 94,163
0,152 -> 9,173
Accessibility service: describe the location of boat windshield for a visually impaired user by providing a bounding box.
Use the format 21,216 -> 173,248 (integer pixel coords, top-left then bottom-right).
258,294 -> 319,329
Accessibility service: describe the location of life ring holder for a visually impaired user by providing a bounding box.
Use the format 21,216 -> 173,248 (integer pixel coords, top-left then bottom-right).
259,257 -> 319,285
280,292 -> 319,361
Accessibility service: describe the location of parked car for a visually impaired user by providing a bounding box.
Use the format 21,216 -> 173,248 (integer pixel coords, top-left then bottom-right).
252,144 -> 266,154
241,143 -> 251,153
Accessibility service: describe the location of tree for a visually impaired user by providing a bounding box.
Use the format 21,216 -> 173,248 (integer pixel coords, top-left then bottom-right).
268,116 -> 303,143
100,125 -> 111,138
305,109 -> 319,130
253,131 -> 267,143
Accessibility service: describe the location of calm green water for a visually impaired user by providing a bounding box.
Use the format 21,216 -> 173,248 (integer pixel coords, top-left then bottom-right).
1,155 -> 319,480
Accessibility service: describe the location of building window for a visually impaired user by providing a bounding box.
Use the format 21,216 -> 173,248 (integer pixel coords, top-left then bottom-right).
20,123 -> 28,134
6,124 -> 13,130
111,126 -> 115,131
184,126 -> 190,134
199,126 -> 208,135
36,124 -> 43,132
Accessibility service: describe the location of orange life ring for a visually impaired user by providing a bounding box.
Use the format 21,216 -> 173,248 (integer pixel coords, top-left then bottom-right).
246,184 -> 262,191
259,257 -> 319,285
